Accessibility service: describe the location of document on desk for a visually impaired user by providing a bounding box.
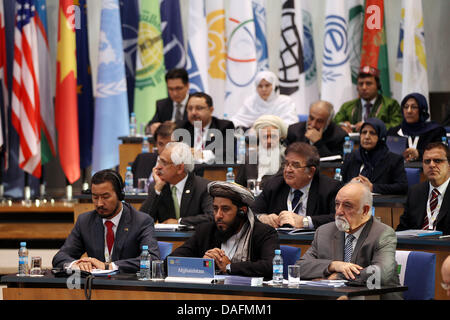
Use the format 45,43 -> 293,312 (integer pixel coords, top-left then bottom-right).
320,155 -> 342,162
396,229 -> 443,238
154,224 -> 186,231
276,227 -> 315,235
90,269 -> 119,276
299,280 -> 347,288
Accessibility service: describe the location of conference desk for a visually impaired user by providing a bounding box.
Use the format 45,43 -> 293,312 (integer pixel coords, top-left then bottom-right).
0,273 -> 406,300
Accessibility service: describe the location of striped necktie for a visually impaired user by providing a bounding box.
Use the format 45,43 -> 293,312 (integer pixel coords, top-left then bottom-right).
344,234 -> 355,262
422,188 -> 440,230
175,103 -> 183,121
292,190 -> 303,213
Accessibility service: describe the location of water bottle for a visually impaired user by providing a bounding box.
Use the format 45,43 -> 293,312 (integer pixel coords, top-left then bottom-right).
226,167 -> 235,183
139,245 -> 151,280
343,136 -> 353,157
237,136 -> 246,164
18,242 -> 29,276
334,168 -> 343,182
124,166 -> 134,194
272,249 -> 283,285
142,136 -> 150,153
129,112 -> 137,136
442,136 -> 448,147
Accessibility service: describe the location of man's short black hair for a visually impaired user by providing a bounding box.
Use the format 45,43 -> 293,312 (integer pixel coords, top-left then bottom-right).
424,142 -> 450,161
165,68 -> 189,84
284,142 -> 320,170
188,92 -> 213,108
91,169 -> 124,200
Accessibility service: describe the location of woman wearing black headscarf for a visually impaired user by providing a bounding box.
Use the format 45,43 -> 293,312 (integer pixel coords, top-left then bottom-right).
387,92 -> 446,161
341,118 -> 408,195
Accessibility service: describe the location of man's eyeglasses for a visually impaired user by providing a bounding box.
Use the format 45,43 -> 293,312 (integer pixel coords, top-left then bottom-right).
157,158 -> 174,167
282,160 -> 310,170
423,158 -> 448,165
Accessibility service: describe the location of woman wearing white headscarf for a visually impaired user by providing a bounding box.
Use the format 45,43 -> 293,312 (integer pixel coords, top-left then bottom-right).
235,115 -> 288,190
231,71 -> 298,129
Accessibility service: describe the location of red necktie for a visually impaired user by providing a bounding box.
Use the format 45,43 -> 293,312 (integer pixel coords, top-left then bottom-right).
105,221 -> 115,255
422,188 -> 440,230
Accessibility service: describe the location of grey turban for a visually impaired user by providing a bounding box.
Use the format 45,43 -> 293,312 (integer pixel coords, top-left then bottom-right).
207,181 -> 255,206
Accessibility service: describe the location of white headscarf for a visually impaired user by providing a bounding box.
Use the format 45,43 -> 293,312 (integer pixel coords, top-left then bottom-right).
231,71 -> 298,128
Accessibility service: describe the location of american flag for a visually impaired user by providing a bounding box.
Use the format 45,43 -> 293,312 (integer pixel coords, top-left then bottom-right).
11,0 -> 41,178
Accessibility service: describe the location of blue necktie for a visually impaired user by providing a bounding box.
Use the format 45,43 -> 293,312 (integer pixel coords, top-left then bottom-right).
344,234 -> 355,262
292,190 -> 303,213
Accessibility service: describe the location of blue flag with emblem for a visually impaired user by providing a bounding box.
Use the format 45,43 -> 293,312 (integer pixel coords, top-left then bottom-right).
76,0 -> 94,169
92,0 -> 129,172
160,0 -> 186,70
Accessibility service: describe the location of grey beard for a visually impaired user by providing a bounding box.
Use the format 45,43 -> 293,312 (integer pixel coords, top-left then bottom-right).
335,217 -> 350,232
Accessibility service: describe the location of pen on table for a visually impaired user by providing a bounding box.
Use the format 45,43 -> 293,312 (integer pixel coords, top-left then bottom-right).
439,235 -> 450,239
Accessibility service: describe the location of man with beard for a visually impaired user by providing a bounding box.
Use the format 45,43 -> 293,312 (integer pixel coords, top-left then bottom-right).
168,181 -> 279,279
297,182 -> 401,299
52,170 -> 160,273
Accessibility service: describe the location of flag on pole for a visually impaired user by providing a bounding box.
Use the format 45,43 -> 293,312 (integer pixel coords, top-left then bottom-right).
11,0 -> 41,178
160,0 -> 186,70
187,0 -> 209,93
393,0 -> 428,104
206,0 -> 226,118
347,0 -> 364,90
76,0 -> 94,169
55,0 -> 79,184
321,0 -> 354,113
133,0 -> 167,128
34,0 -> 55,165
0,0 -> 8,153
120,0 -> 139,113
300,0 -> 319,113
360,0 -> 391,96
278,0 -> 304,114
92,0 -> 129,173
225,0 -> 257,118
252,0 -> 268,71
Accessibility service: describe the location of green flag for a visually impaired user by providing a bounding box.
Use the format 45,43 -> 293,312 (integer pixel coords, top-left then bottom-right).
134,0 -> 167,129
378,19 -> 391,97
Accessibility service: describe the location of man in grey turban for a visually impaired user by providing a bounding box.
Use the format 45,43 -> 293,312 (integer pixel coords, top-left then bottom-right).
168,181 -> 279,279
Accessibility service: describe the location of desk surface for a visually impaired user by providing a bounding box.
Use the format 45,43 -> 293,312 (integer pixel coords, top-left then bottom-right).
0,274 -> 406,300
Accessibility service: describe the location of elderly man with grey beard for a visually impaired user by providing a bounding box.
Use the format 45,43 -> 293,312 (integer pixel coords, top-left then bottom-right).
296,182 -> 402,300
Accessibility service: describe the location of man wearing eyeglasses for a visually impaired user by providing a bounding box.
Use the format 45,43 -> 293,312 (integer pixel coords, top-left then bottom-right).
397,142 -> 450,235
251,142 -> 341,229
174,92 -> 235,163
140,142 -> 214,226
146,68 -> 190,135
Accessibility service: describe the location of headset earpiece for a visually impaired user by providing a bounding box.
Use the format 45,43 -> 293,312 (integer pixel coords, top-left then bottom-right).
108,170 -> 125,201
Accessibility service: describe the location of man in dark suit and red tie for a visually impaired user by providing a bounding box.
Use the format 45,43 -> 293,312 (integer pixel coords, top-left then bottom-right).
52,170 -> 160,273
397,142 -> 450,235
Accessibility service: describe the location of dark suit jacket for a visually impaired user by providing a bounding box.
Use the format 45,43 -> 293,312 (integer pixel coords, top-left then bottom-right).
147,97 -> 188,126
298,217 -> 401,299
396,181 -> 450,235
286,121 -> 348,157
140,172 -> 214,226
341,150 -> 408,195
52,203 -> 160,273
387,125 -> 446,160
131,152 -> 158,187
169,219 -> 280,279
251,172 -> 341,228
175,116 -> 235,163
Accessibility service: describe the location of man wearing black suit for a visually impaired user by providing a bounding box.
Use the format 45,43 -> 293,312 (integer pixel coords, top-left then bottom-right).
140,142 -> 214,226
174,92 -> 235,163
52,170 -> 160,273
146,68 -> 189,135
397,142 -> 450,235
286,100 -> 348,157
252,142 -> 340,229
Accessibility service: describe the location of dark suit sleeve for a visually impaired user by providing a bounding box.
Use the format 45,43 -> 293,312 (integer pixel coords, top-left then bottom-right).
396,186 -> 418,231
372,154 -> 408,195
139,183 -> 161,221
229,224 -> 279,279
180,194 -> 214,226
251,189 -> 270,215
52,215 -> 88,268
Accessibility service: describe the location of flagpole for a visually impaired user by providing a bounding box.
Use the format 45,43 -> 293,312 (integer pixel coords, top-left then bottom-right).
0,150 -> 4,200
64,178 -> 73,204
23,173 -> 31,206
82,168 -> 89,191
39,165 -> 47,202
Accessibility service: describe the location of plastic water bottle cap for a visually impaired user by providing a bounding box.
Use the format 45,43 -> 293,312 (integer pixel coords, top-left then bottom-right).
345,136 -> 350,141
142,245 -> 148,250
228,167 -> 233,172
275,249 -> 281,255
20,242 -> 26,247
127,166 -> 131,170
336,168 -> 341,173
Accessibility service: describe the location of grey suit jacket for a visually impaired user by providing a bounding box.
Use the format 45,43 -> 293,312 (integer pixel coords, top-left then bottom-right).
297,217 -> 401,299
140,172 -> 214,226
52,203 -> 160,273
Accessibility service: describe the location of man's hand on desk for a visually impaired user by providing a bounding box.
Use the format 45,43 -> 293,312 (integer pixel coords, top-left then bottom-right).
73,257 -> 107,272
203,248 -> 231,273
279,211 -> 303,228
161,218 -> 178,224
328,261 -> 363,280
257,213 -> 280,228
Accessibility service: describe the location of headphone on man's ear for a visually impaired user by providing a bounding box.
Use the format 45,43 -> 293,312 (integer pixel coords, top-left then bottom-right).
107,170 -> 125,201
237,208 -> 246,218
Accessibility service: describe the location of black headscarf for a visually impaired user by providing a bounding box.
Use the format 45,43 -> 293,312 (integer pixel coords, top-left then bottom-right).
357,118 -> 389,180
400,92 -> 440,136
